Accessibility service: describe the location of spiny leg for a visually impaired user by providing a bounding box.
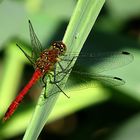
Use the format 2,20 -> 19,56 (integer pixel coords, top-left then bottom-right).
49,58 -> 76,98
51,56 -> 76,84
46,64 -> 69,98
55,83 -> 70,98
42,57 -> 76,99
53,56 -> 76,81
42,73 -> 55,99
42,74 -> 48,98
57,56 -> 76,74
41,72 -> 70,99
52,66 -> 72,84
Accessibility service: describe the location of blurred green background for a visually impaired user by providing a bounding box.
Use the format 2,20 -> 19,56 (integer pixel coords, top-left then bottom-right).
0,0 -> 140,140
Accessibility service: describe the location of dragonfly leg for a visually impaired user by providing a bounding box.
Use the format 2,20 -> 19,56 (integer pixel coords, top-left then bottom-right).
42,57 -> 75,98
47,65 -> 70,98
42,74 -> 48,98
54,83 -> 70,98
41,72 -> 65,98
42,73 -> 70,98
54,56 -> 76,78
42,74 -> 47,87
52,67 -> 72,84
58,56 -> 76,73
42,73 -> 57,99
51,56 -> 76,83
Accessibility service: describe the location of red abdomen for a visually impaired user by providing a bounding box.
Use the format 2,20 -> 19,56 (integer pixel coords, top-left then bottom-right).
3,68 -> 42,121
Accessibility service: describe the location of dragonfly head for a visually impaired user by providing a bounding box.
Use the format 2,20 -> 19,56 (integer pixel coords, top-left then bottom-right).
51,41 -> 66,55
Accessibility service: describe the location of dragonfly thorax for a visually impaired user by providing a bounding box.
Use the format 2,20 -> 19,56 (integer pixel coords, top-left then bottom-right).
35,41 -> 66,74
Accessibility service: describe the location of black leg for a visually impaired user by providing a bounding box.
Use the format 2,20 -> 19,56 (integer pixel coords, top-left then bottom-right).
49,64 -> 70,98
50,56 -> 76,84
42,57 -> 76,98
42,74 -> 48,98
42,73 -> 54,98
57,56 -> 76,73
55,83 -> 70,98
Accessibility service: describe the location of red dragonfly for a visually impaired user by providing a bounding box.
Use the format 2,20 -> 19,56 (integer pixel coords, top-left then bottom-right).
3,21 -> 67,121
3,21 -> 133,121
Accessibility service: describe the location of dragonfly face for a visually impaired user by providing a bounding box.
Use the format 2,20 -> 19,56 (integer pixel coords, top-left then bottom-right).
51,41 -> 66,56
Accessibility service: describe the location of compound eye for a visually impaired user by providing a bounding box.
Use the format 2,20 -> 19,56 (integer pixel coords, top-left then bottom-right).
60,44 -> 65,52
52,41 -> 66,53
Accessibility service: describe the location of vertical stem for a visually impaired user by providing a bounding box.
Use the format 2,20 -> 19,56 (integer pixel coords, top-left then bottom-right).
23,0 -> 105,140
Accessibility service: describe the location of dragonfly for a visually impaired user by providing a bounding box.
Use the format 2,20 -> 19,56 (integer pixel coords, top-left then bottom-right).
3,20 -> 133,121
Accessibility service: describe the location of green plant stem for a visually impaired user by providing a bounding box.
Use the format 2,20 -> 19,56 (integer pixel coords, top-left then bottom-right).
23,0 -> 105,140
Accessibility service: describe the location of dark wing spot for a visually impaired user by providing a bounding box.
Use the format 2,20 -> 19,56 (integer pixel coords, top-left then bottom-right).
122,51 -> 130,55
114,77 -> 123,81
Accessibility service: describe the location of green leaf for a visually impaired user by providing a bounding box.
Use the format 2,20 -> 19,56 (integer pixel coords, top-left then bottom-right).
23,0 -> 105,140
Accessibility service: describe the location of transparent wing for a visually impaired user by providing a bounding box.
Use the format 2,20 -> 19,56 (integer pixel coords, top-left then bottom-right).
28,20 -> 43,60
16,44 -> 35,65
52,68 -> 125,93
50,51 -> 132,91
67,71 -> 125,88
64,51 -> 133,73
